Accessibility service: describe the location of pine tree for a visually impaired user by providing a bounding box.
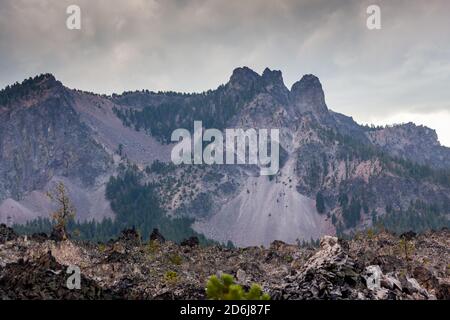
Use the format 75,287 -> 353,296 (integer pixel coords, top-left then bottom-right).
316,191 -> 325,214
47,182 -> 76,241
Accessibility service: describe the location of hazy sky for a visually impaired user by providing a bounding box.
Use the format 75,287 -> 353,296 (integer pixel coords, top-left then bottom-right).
1,0 -> 449,146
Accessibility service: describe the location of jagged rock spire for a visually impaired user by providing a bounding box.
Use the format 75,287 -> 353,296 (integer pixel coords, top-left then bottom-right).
227,66 -> 289,104
290,74 -> 328,114
262,68 -> 284,86
228,66 -> 260,90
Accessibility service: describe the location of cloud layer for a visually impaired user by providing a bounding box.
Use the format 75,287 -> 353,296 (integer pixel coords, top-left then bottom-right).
0,0 -> 449,145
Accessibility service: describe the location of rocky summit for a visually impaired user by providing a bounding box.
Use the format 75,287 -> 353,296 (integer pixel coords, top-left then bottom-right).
0,225 -> 448,300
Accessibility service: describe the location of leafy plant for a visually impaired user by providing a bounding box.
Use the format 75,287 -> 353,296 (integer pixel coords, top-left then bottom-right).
206,274 -> 270,300
168,253 -> 183,265
366,228 -> 375,240
397,238 -> 415,262
164,271 -> 178,284
146,240 -> 160,255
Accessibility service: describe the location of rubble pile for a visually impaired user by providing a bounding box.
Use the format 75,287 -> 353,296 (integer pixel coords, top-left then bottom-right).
0,225 -> 448,300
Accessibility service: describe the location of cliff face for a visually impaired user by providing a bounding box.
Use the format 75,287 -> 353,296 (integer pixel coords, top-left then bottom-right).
0,69 -> 449,245
127,67 -> 449,245
0,75 -> 112,202
367,123 -> 450,169
0,76 -> 116,224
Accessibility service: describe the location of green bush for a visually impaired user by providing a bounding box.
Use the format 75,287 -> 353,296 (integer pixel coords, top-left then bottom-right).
168,254 -> 183,265
146,240 -> 160,256
206,274 -> 270,300
164,271 -> 178,284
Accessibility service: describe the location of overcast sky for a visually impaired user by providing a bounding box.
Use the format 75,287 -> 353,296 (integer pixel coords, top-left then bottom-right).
1,0 -> 449,146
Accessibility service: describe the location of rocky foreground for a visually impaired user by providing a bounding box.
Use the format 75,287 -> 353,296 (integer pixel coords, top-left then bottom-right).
0,224 -> 449,300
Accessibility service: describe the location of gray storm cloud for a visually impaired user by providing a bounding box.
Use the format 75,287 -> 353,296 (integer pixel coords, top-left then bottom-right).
0,0 -> 449,145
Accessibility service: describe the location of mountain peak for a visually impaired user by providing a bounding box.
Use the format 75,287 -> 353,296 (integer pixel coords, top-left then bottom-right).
228,67 -> 289,103
20,73 -> 60,88
261,68 -> 289,101
0,73 -> 63,107
228,67 -> 260,90
37,73 -> 56,81
262,67 -> 283,84
290,74 -> 327,114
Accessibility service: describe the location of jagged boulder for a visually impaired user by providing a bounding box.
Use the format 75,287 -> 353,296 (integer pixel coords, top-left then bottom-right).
436,282 -> 450,300
273,235 -> 436,300
50,225 -> 68,242
0,224 -> 17,244
149,228 -> 165,243
400,231 -> 417,241
275,236 -> 363,299
30,232 -> 49,242
413,266 -> 439,290
116,228 -> 141,246
0,251 -> 114,299
181,236 -> 199,247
